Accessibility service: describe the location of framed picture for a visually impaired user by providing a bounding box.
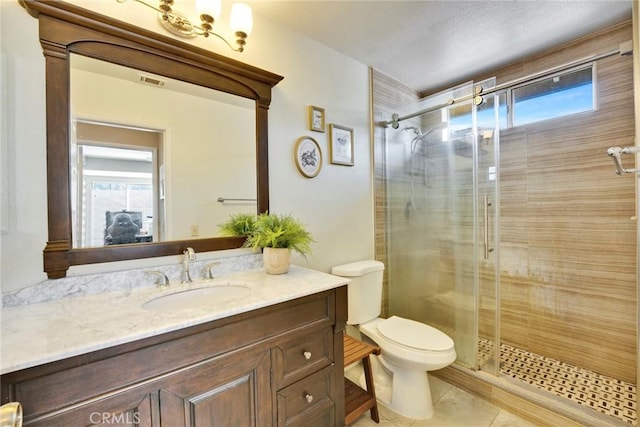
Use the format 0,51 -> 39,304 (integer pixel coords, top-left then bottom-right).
308,105 -> 325,132
329,124 -> 354,166
294,136 -> 322,178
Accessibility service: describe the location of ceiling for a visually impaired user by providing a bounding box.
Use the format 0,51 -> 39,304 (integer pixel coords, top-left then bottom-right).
246,0 -> 633,94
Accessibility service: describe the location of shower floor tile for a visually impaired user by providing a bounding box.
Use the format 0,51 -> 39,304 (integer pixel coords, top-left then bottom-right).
479,340 -> 637,425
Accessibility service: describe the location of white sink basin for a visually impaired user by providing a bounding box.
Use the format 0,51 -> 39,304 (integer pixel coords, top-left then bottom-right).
142,283 -> 251,311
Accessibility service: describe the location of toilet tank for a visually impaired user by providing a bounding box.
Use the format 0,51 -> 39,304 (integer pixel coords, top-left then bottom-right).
331,260 -> 384,325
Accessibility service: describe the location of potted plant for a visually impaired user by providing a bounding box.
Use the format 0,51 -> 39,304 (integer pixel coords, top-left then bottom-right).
219,212 -> 314,274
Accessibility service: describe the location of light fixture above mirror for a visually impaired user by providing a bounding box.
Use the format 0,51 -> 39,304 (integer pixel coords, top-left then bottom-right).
116,0 -> 253,52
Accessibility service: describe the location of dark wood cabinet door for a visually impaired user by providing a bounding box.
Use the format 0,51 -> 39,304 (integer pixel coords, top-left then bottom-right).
23,390 -> 158,427
159,348 -> 272,427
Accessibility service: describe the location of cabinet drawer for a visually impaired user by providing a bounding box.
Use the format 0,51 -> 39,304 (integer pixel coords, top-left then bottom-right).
272,327 -> 333,389
277,365 -> 335,426
282,404 -> 335,427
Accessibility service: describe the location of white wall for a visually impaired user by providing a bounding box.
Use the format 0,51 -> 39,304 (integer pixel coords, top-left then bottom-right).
0,0 -> 374,293
0,1 -> 49,291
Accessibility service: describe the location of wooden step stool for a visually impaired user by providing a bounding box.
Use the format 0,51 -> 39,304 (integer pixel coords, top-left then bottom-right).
343,334 -> 381,425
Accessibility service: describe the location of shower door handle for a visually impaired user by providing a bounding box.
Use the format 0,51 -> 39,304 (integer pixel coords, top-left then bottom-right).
483,195 -> 494,260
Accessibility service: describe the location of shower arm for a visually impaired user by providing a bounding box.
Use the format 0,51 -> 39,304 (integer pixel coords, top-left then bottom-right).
606,146 -> 640,175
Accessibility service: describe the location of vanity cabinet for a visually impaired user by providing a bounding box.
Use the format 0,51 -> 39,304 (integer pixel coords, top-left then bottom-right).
0,287 -> 347,426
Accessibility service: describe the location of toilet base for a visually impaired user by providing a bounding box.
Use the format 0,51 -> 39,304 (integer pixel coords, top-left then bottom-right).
362,354 -> 435,420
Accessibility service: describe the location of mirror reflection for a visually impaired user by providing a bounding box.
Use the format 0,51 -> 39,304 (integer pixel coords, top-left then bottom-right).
70,54 -> 257,249
75,140 -> 156,247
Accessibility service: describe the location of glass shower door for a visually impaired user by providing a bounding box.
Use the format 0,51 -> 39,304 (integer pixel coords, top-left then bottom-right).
474,86 -> 501,375
386,83 -> 481,368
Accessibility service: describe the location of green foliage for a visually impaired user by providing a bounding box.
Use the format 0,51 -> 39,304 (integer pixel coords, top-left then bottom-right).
219,212 -> 314,256
245,213 -> 314,256
218,213 -> 257,237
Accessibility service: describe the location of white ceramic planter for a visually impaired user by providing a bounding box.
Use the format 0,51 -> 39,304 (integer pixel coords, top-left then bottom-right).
263,247 -> 291,274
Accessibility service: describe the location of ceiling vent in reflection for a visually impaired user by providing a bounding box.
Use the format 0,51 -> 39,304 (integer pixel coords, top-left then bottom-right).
138,74 -> 166,88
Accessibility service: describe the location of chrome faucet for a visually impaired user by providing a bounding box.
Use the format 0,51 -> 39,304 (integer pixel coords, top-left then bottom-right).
181,247 -> 196,283
202,261 -> 221,279
146,270 -> 170,288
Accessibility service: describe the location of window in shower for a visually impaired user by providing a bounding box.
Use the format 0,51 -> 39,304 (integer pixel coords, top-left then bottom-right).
511,65 -> 595,126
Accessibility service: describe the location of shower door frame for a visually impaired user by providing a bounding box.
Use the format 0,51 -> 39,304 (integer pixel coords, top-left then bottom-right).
633,0 -> 639,404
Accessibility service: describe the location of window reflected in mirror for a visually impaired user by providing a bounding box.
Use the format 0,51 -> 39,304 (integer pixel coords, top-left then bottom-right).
75,141 -> 158,248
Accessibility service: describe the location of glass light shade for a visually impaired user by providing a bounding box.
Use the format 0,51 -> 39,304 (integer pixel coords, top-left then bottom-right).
230,3 -> 253,36
195,0 -> 222,20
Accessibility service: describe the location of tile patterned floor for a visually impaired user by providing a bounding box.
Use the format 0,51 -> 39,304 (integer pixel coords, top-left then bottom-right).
347,365 -> 538,427
479,339 -> 637,426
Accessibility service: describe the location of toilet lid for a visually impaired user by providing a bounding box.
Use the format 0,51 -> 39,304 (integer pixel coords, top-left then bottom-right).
377,316 -> 454,352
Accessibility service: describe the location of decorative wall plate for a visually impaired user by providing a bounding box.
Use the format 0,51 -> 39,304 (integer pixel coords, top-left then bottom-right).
294,136 -> 322,178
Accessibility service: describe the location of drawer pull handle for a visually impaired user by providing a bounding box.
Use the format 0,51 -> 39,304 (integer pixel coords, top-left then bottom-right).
305,394 -> 314,403
303,351 -> 312,360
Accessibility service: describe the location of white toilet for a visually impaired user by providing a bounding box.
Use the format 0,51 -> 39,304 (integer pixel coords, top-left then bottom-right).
332,260 -> 456,420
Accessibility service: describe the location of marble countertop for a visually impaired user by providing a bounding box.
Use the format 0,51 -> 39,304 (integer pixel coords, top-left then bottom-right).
0,266 -> 349,375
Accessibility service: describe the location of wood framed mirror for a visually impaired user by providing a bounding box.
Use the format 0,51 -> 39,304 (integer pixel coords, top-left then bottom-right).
21,0 -> 283,278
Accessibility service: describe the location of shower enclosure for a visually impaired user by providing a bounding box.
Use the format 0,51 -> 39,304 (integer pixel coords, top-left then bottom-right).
381,44 -> 637,424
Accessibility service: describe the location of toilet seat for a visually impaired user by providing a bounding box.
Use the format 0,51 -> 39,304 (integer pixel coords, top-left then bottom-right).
377,316 -> 453,352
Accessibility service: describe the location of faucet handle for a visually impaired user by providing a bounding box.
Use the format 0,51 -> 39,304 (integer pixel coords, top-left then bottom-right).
146,270 -> 170,288
203,262 -> 221,279
184,247 -> 196,260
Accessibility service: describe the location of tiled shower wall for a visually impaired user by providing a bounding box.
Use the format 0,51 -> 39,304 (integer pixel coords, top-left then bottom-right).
491,21 -> 636,384
372,20 -> 636,383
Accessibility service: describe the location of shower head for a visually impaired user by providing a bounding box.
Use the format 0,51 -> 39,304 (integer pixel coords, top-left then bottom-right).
404,122 -> 447,140
406,122 -> 448,147
404,126 -> 422,136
